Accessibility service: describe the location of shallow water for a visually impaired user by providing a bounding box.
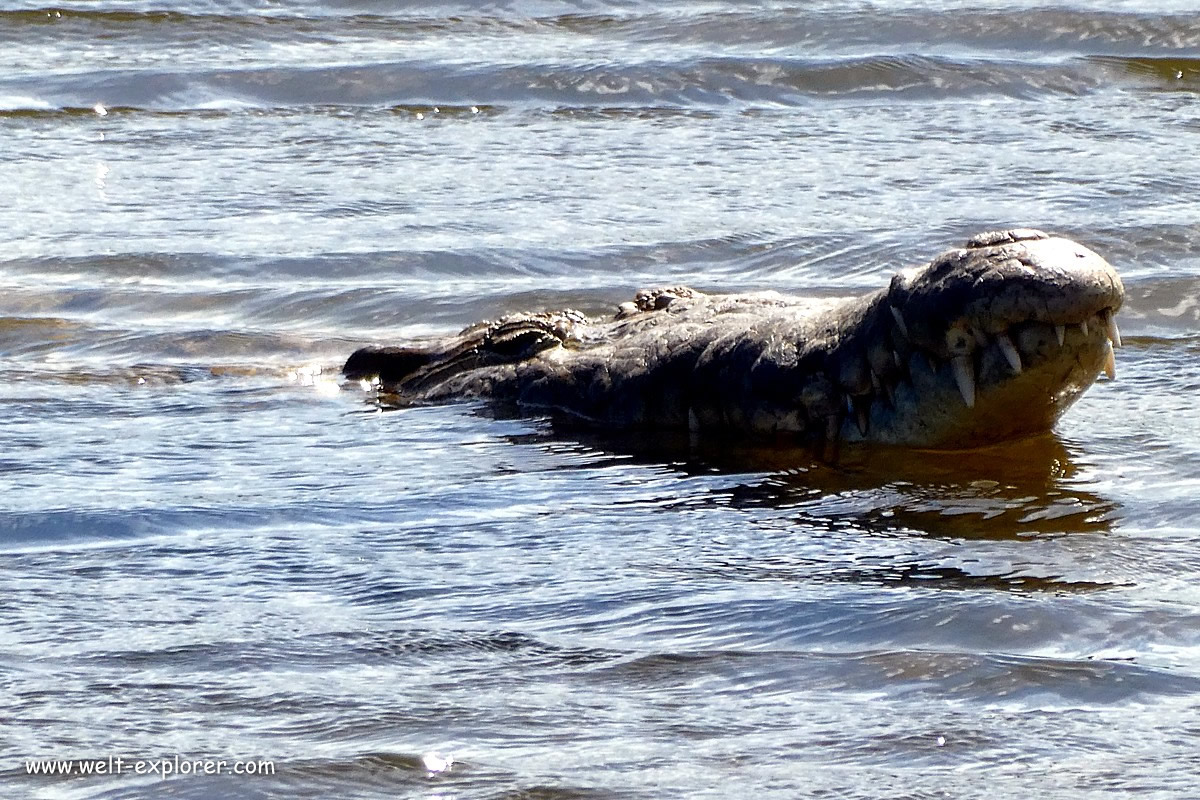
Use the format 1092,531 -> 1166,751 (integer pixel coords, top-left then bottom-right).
3,2 -> 1200,798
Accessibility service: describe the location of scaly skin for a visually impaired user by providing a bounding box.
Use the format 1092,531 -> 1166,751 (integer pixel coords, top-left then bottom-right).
344,230 -> 1124,451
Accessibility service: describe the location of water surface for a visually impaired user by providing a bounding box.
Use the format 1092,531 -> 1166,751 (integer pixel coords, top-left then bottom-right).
3,2 -> 1200,798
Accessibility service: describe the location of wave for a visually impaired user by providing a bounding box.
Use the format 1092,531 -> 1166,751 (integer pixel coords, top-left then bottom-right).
0,56 -> 1145,115
4,6 -> 1200,54
2,3 -> 1198,115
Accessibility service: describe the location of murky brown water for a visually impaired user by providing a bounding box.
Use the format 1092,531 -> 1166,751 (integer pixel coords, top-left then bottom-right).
3,2 -> 1200,798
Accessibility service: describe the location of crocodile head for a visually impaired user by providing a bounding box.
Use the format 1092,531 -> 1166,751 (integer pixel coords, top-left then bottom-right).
838,229 -> 1124,448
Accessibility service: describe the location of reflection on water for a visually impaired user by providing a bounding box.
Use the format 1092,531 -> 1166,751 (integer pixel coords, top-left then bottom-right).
477,418 -> 1127,598
504,421 -> 1118,540
1091,55 -> 1200,88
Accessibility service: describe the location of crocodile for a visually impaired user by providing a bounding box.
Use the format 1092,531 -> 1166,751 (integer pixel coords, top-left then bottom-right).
344,230 -> 1124,454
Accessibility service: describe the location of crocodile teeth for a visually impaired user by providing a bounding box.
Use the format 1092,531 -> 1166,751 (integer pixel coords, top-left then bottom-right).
951,355 -> 976,408
1102,309 -> 1122,347
1079,319 -> 1089,337
1055,324 -> 1066,347
1104,341 -> 1116,379
890,306 -> 909,339
995,332 -> 1022,374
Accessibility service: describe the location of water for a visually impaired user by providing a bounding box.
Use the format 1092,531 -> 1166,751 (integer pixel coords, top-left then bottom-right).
3,2 -> 1200,798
